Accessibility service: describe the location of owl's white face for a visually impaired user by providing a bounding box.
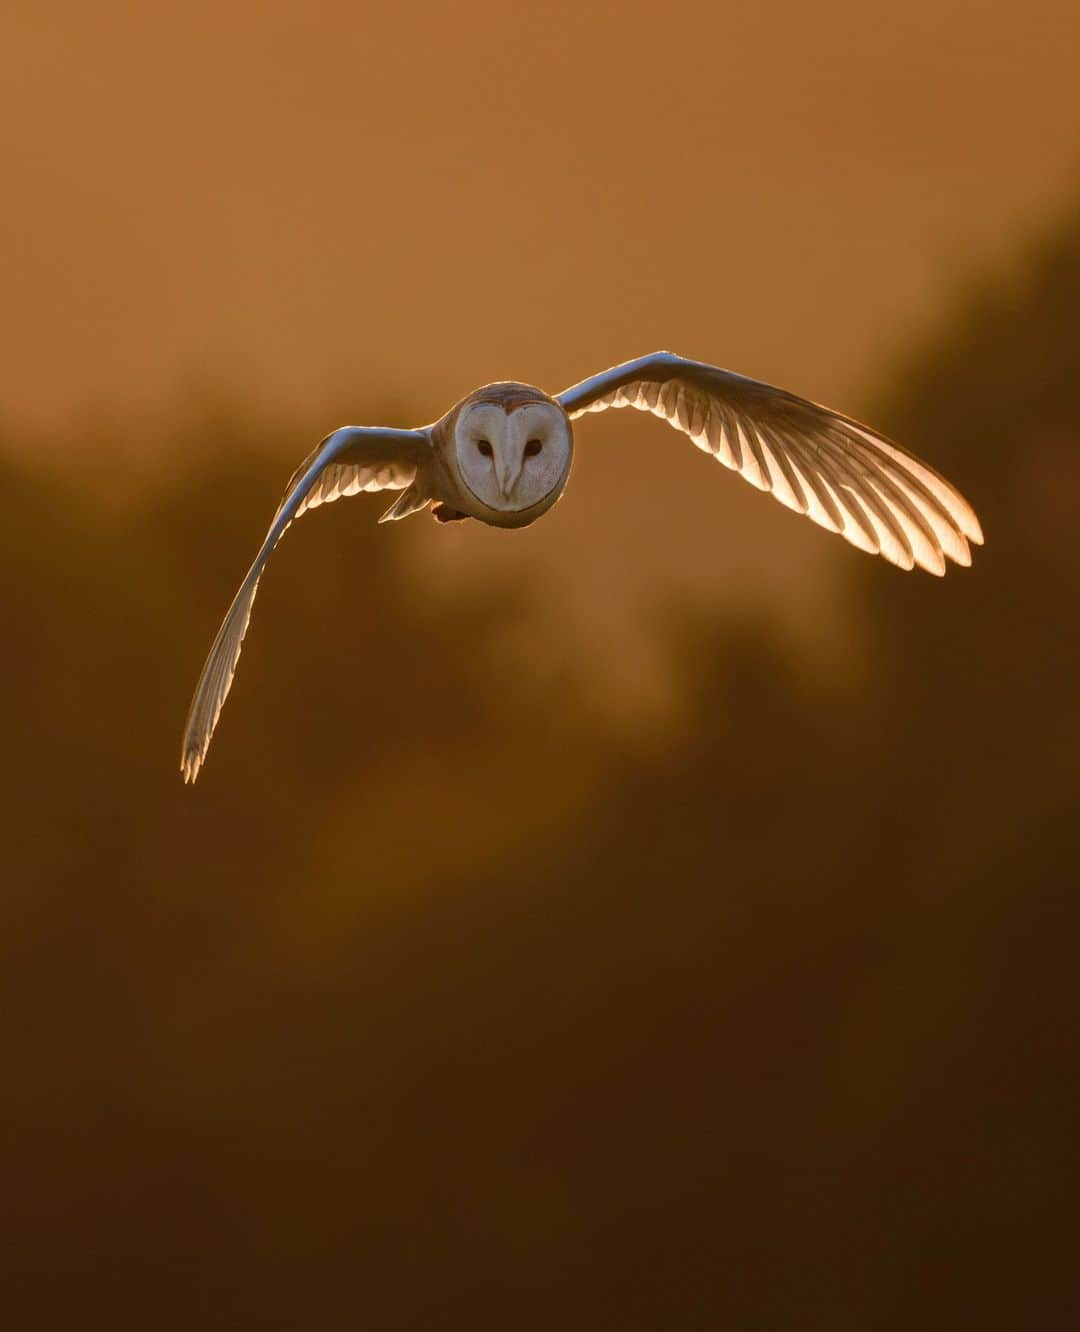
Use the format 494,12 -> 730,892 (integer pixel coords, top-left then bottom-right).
454,400 -> 571,515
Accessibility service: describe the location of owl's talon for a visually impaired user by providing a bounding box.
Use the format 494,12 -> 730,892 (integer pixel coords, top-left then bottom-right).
432,504 -> 469,523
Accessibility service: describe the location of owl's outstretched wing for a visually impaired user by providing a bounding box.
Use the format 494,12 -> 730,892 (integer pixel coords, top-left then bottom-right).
181,426 -> 429,783
558,353 -> 982,574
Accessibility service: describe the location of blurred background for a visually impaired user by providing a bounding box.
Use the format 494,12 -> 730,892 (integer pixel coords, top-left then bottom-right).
3,2 -> 1079,1326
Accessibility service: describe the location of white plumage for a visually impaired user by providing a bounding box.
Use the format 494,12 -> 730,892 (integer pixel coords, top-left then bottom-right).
180,352 -> 983,782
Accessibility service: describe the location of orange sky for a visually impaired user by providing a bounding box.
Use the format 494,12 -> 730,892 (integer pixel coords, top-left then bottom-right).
3,0 -> 1079,435
3,1 -> 1078,699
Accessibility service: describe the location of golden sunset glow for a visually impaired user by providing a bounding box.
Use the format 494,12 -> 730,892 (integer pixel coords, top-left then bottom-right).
2,4 -> 1078,1328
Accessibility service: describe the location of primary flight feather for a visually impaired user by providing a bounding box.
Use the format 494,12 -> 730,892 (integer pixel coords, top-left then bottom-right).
181,352 -> 983,782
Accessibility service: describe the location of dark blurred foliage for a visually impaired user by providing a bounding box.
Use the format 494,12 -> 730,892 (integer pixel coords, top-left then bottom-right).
2,212 -> 1079,1329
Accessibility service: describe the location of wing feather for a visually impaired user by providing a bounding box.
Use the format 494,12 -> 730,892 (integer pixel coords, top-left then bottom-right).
181,426 -> 428,783
558,352 -> 982,575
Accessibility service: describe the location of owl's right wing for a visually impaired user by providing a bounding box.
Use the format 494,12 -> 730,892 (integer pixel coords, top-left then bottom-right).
181,426 -> 430,784
558,352 -> 982,575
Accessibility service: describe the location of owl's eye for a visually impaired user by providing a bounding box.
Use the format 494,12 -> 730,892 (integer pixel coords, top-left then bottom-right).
476,439 -> 493,458
524,439 -> 543,458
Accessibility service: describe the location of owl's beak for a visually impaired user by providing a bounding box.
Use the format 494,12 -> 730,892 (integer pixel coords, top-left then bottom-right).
496,455 -> 523,499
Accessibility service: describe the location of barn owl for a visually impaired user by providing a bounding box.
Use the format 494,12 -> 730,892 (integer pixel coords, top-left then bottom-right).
181,352 -> 983,782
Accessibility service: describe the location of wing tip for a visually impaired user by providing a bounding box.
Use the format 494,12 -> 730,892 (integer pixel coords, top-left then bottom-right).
180,745 -> 204,784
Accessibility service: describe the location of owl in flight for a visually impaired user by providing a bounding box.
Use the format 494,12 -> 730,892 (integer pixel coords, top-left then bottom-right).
181,352 -> 983,782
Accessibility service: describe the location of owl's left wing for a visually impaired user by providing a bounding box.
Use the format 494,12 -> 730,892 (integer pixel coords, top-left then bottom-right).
558,352 -> 983,575
181,426 -> 429,784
